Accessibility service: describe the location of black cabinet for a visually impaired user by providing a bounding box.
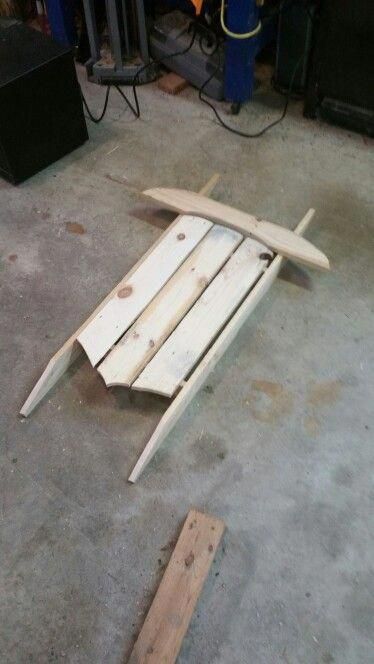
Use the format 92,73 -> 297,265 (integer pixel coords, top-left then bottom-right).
304,1 -> 374,135
0,19 -> 88,184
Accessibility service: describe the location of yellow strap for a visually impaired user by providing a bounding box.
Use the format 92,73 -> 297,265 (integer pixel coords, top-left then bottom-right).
220,0 -> 262,39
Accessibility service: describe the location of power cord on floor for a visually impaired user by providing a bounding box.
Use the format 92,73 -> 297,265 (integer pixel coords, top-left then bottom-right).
130,21 -> 198,116
80,82 -> 139,123
198,53 -> 302,138
81,84 -> 110,123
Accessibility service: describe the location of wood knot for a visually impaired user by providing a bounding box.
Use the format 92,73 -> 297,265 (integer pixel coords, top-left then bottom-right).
149,339 -> 155,348
198,277 -> 208,288
208,544 -> 213,552
118,285 -> 133,298
259,253 -> 272,262
177,233 -> 186,241
185,552 -> 194,567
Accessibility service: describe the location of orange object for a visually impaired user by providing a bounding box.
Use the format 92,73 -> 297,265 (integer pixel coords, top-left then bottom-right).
191,0 -> 203,15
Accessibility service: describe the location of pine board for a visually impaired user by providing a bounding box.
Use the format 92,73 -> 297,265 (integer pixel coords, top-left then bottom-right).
98,224 -> 242,387
128,509 -> 225,664
133,237 -> 268,397
143,188 -> 329,271
78,215 -> 212,366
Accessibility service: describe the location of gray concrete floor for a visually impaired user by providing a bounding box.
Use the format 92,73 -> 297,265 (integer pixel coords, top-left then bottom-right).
1,66 -> 373,663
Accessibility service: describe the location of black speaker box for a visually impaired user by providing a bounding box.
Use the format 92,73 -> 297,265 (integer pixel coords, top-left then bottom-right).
0,19 -> 88,184
274,3 -> 315,94
304,1 -> 374,136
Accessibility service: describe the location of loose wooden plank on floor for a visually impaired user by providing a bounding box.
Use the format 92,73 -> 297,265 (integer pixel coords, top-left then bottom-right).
77,215 -> 213,367
128,509 -> 225,664
132,237 -> 268,397
98,224 -> 242,387
143,188 -> 329,271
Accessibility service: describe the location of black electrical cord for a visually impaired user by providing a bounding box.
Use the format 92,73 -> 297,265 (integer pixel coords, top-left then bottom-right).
114,84 -> 139,118
198,53 -> 302,138
81,83 -> 111,123
80,83 -> 139,122
130,21 -> 198,115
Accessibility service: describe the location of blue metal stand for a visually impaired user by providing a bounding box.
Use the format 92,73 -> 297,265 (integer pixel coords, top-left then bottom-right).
224,0 -> 276,105
44,0 -> 77,47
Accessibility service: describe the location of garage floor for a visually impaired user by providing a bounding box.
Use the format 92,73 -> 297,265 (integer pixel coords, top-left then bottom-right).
1,67 -> 373,663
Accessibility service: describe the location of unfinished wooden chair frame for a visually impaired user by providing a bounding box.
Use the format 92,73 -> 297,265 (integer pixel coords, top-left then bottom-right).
20,174 -> 326,482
